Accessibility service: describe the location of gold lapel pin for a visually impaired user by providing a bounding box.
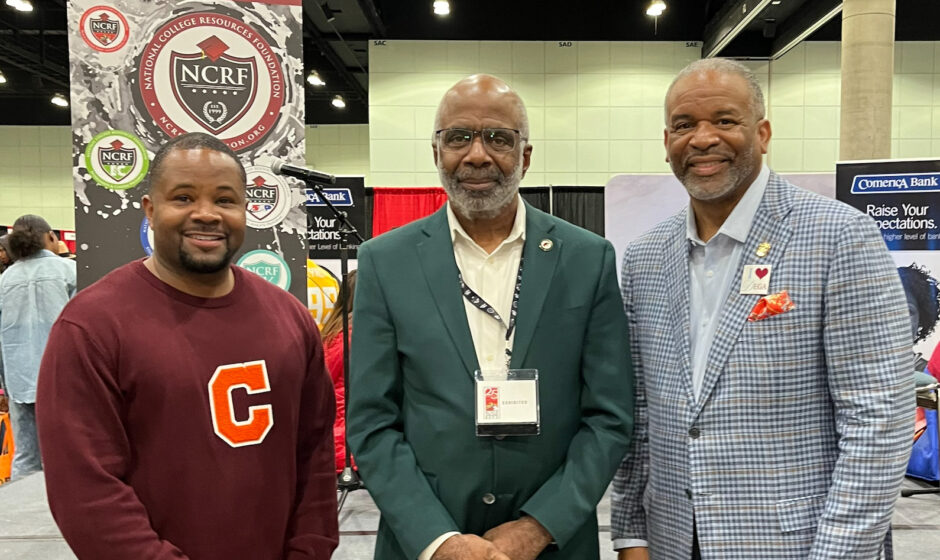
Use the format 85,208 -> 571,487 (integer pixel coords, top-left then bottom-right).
756,242 -> 771,258
539,239 -> 553,251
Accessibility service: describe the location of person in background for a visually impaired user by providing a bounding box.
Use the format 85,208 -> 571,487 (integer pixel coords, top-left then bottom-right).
320,269 -> 357,474
612,58 -> 913,559
0,215 -> 76,479
55,239 -> 75,259
0,234 -> 12,274
0,233 -> 12,405
36,132 -> 338,559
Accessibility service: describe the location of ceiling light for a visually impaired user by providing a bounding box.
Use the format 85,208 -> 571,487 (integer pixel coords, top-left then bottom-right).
772,1 -> 782,4
646,1 -> 666,16
6,0 -> 33,12
433,1 -> 450,16
51,93 -> 68,107
307,71 -> 325,86
331,95 -> 346,109
0,70 -> 6,85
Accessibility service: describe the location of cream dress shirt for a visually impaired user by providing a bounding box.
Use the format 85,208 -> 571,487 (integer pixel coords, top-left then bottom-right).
419,196 -> 526,560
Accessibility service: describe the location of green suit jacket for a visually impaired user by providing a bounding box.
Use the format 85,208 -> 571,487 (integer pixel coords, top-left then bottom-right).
348,202 -> 634,559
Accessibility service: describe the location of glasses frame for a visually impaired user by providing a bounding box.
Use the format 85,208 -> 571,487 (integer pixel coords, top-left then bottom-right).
434,127 -> 528,154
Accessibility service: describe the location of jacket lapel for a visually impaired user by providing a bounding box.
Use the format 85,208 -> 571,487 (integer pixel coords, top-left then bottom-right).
662,211 -> 697,407
692,174 -> 795,417
416,208 -> 479,376
509,204 -> 560,369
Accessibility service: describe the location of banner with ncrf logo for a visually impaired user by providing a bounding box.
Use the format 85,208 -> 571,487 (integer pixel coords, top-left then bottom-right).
69,0 -> 308,302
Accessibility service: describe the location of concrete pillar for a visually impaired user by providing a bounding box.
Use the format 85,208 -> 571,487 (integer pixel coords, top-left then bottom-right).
840,0 -> 895,160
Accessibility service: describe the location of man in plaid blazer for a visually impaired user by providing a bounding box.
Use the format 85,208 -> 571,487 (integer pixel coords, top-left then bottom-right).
611,59 -> 914,559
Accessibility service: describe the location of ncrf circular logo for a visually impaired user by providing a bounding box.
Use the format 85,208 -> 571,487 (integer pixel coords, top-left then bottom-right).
237,250 -> 291,290
244,166 -> 293,229
140,217 -> 155,256
84,130 -> 150,190
139,13 -> 283,152
80,6 -> 130,53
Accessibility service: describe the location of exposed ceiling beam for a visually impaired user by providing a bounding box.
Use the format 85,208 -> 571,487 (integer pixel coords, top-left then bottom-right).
302,6 -> 368,102
323,32 -> 372,43
0,29 -> 67,36
0,43 -> 68,88
771,1 -> 843,60
702,0 -> 773,58
355,0 -> 386,38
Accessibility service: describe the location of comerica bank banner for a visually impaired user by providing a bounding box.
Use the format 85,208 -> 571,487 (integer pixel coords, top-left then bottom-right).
69,0 -> 308,302
851,173 -> 940,194
838,160 -> 940,250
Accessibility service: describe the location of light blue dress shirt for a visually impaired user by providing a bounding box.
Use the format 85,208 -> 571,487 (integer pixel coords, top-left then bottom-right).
0,250 -> 76,403
687,165 -> 770,399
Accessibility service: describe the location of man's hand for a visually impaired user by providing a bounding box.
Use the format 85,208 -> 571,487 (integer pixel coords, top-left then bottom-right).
482,516 -> 553,560
431,534 -> 511,560
618,547 -> 649,560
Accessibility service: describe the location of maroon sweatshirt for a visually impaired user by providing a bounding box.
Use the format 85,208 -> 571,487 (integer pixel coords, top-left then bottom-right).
37,261 -> 338,559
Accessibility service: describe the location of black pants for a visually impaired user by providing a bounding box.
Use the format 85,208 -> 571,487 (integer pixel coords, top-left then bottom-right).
691,522 -> 701,560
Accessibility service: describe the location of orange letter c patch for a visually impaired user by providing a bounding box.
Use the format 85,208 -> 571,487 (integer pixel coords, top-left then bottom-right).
208,361 -> 274,448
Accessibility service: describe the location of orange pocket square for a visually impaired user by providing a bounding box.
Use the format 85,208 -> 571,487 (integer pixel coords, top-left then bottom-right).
747,290 -> 795,322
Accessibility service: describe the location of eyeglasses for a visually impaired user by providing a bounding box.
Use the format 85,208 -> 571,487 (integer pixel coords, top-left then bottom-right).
435,128 -> 526,153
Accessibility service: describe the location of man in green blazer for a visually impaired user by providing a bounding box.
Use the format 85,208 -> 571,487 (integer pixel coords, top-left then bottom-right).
348,74 -> 634,560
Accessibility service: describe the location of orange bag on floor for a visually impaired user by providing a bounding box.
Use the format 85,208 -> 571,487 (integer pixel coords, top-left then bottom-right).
0,411 -> 14,484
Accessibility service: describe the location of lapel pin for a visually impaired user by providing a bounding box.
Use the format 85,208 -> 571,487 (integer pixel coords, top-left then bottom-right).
755,242 -> 771,258
539,239 -> 553,252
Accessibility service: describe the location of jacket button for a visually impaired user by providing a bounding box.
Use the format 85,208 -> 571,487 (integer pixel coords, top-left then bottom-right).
688,427 -> 700,439
685,489 -> 693,499
482,493 -> 496,505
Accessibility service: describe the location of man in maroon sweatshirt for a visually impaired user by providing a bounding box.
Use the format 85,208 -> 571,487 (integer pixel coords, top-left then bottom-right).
36,132 -> 338,559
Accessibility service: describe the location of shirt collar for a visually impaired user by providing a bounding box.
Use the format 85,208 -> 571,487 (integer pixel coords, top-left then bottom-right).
686,164 -> 770,246
20,249 -> 58,260
447,194 -> 527,248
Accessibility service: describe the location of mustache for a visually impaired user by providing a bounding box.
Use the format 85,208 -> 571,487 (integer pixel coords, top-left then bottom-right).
454,168 -> 502,182
184,226 -> 227,235
682,150 -> 734,166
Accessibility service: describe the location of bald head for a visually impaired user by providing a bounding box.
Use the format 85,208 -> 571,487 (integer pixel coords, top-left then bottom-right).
666,58 -> 766,122
433,74 -> 529,144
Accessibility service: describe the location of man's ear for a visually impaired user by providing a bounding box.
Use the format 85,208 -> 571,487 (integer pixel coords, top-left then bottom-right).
142,194 -> 154,223
520,143 -> 533,178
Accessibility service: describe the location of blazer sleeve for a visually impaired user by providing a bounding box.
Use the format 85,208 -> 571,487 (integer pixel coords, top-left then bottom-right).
610,242 -> 651,544
346,243 -> 461,559
809,213 -> 915,558
519,240 -> 635,547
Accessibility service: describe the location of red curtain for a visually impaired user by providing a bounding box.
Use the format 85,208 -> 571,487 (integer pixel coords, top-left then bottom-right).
372,187 -> 448,237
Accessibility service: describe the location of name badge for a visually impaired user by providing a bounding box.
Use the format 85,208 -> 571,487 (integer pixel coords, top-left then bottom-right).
474,369 -> 540,437
740,264 -> 771,295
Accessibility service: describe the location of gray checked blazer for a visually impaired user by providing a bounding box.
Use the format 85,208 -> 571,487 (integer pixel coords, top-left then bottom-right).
611,173 -> 915,559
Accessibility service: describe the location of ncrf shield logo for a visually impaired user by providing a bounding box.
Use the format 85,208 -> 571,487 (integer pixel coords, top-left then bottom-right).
98,139 -> 137,182
244,166 -> 293,229
170,35 -> 257,135
91,13 -> 119,45
79,7 -> 129,53
84,130 -> 150,191
247,175 -> 278,221
139,13 -> 284,152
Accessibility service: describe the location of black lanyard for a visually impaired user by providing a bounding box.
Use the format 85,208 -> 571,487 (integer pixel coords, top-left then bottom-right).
458,257 -> 524,367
